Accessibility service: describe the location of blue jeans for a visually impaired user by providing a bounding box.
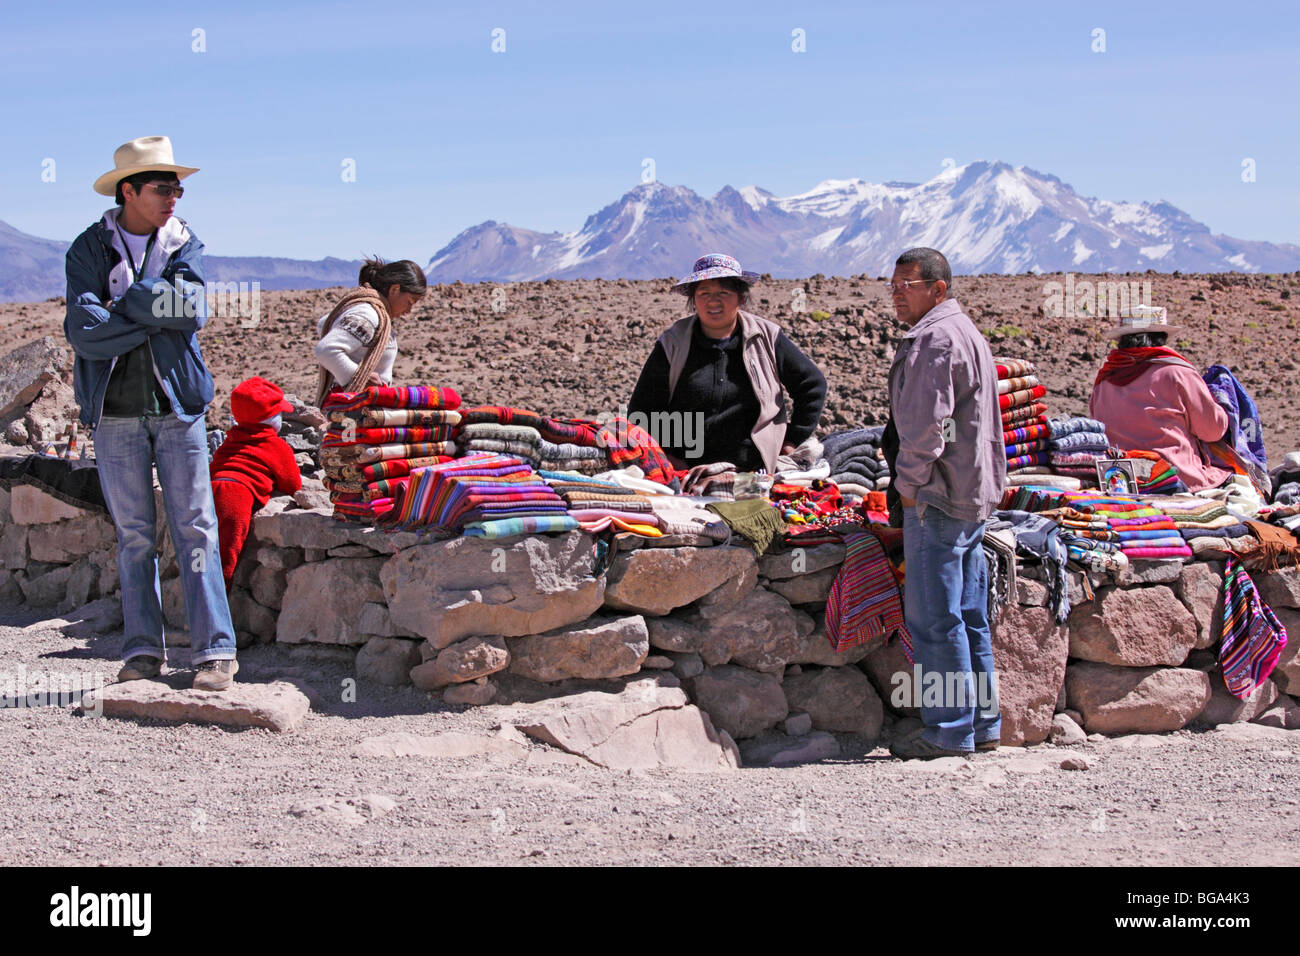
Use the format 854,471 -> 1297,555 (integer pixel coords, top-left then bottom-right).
902,505 -> 1001,751
93,414 -> 236,665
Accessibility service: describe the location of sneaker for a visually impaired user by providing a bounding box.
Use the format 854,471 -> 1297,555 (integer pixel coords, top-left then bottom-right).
192,659 -> 238,691
117,656 -> 163,682
975,739 -> 1001,752
889,734 -> 971,760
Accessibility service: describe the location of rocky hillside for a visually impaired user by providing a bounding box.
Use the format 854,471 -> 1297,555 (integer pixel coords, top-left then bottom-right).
4,271 -> 1298,457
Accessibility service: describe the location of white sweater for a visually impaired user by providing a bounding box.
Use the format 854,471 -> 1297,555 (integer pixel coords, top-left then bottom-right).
314,303 -> 398,389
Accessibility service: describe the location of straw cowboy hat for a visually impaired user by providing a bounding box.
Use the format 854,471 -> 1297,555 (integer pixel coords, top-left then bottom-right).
1102,304 -> 1182,341
673,253 -> 762,291
93,136 -> 199,197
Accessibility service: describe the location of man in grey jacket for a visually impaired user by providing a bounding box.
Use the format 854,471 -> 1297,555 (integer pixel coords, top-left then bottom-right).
884,248 -> 1005,758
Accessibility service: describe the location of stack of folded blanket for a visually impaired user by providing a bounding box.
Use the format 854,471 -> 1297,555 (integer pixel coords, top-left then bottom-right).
378,453 -> 574,537
320,385 -> 462,523
1162,498 -> 1253,557
997,358 -> 1050,476
1041,506 -> 1130,575
458,407 -> 604,474
820,426 -> 889,499
1072,497 -> 1193,561
1045,417 -> 1112,485
538,470 -> 662,536
456,409 -> 679,487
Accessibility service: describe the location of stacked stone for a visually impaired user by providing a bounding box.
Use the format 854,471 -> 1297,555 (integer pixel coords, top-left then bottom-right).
6,490 -> 1299,761
0,483 -> 120,614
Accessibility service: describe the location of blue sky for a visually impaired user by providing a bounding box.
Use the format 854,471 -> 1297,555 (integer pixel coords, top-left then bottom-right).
2,0 -> 1297,261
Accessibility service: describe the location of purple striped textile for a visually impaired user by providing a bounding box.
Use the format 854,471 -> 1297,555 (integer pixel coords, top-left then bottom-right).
824,532 -> 912,657
1219,556 -> 1289,699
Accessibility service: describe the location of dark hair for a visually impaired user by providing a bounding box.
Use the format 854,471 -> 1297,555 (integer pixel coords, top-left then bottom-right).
895,246 -> 954,293
679,276 -> 751,311
358,257 -> 427,297
115,170 -> 179,206
1117,331 -> 1167,349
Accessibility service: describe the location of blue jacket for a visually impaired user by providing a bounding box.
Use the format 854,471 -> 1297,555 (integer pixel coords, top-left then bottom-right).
63,212 -> 213,428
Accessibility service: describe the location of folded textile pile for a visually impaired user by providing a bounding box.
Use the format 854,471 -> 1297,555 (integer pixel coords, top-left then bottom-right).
458,410 -> 679,488
1039,505 -> 1130,575
645,495 -> 731,541
1045,417 -> 1112,485
458,409 -> 603,475
1058,494 -> 1193,561
321,385 -> 462,523
996,358 -> 1051,474
820,426 -> 889,499
773,438 -> 829,486
538,470 -> 662,536
1269,451 -> 1300,506
986,509 -> 1071,622
377,453 -> 573,537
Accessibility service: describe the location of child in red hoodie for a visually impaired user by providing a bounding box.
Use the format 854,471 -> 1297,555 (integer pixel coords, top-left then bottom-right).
210,377 -> 303,588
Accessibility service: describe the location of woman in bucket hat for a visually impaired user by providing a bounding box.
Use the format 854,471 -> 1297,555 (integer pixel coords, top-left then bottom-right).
1090,306 -> 1233,492
628,253 -> 826,472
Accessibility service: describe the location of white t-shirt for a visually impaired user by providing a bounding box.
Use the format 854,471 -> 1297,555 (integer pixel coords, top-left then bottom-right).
119,228 -> 154,278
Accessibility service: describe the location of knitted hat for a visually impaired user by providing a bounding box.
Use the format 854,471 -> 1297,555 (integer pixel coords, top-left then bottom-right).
231,377 -> 293,425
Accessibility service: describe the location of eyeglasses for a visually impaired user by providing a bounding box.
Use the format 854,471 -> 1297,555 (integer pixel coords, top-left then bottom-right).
884,279 -> 937,294
142,183 -> 184,200
695,290 -> 739,302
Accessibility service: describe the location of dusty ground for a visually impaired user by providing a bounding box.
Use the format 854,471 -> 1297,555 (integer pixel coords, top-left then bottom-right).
2,602 -> 1297,867
5,271 -> 1299,455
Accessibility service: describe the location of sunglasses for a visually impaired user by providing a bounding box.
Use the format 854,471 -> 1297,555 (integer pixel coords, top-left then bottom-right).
138,182 -> 185,200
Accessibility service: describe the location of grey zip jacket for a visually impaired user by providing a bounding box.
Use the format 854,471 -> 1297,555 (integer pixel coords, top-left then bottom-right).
887,298 -> 1006,521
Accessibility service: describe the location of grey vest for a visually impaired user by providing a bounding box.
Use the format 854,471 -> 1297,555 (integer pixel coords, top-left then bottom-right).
658,310 -> 787,472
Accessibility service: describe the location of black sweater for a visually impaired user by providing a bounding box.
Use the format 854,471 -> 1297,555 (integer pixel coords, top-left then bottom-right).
628,320 -> 827,470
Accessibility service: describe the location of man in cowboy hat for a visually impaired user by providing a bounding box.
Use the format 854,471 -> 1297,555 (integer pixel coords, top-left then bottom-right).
883,247 -> 1005,759
64,136 -> 239,691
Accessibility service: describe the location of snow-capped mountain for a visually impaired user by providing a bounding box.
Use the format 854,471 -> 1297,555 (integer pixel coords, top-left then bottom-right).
425,161 -> 1300,281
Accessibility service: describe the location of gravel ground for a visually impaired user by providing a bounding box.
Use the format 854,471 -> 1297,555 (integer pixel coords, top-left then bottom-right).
3,601 -> 1298,867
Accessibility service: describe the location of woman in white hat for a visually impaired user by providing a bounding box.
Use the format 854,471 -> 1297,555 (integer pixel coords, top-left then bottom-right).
1089,306 -> 1232,492
627,253 -> 826,473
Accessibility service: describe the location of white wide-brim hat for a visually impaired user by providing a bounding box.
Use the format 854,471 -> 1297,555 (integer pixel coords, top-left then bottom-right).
1102,305 -> 1182,341
93,136 -> 199,196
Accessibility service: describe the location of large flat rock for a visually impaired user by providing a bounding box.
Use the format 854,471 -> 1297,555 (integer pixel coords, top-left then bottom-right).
381,531 -> 604,648
782,666 -> 883,739
253,508 -> 424,554
1068,585 -> 1198,667
603,546 -> 755,616
82,673 -> 310,732
507,615 -> 648,682
510,677 -> 739,772
993,602 -> 1070,746
277,557 -> 387,645
1065,662 -> 1210,735
0,336 -> 68,419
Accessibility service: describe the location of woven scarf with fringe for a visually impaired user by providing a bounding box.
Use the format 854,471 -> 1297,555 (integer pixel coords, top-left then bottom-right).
315,287 -> 391,407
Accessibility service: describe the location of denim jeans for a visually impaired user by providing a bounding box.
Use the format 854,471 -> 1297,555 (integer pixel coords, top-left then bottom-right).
902,505 -> 1001,751
93,414 -> 236,665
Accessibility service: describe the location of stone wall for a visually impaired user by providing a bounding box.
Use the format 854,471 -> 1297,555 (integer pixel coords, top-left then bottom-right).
5,485 -> 1299,748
